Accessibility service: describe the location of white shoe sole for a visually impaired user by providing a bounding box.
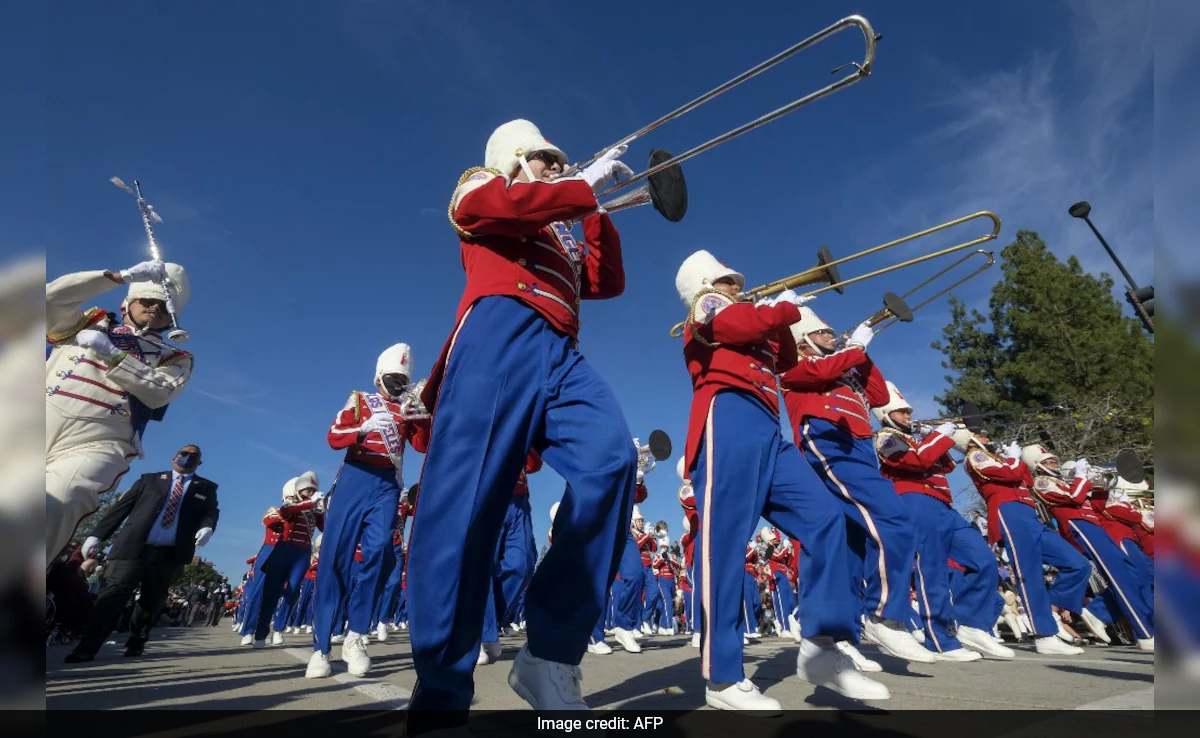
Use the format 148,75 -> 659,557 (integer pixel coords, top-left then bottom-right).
703,692 -> 783,716
305,666 -> 332,679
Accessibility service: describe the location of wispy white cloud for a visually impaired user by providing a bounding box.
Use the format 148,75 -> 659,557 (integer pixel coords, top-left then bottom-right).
244,440 -> 311,467
190,387 -> 268,414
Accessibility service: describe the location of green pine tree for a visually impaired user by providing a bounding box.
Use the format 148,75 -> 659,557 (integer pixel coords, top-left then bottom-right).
933,230 -> 1153,464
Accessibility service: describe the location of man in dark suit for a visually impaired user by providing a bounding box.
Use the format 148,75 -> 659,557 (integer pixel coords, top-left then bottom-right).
65,444 -> 219,662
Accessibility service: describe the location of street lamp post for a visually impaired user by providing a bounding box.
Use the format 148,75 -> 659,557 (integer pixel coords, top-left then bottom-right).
1068,201 -> 1154,334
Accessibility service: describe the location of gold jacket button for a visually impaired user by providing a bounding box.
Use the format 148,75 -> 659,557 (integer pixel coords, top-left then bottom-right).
517,258 -> 527,267
517,282 -> 528,291
750,363 -> 758,370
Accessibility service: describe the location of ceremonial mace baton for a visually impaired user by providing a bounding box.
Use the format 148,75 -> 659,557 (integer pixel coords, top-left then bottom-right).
110,176 -> 189,343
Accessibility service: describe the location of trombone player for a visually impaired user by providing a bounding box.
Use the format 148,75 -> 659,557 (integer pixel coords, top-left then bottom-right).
873,383 -> 1013,660
675,249 -> 888,710
780,307 -> 935,666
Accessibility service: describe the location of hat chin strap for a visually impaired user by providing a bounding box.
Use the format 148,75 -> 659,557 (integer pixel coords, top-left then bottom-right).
517,153 -> 537,184
804,335 -> 830,355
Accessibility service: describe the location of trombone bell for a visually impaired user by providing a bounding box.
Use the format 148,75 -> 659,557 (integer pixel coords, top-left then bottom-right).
599,149 -> 688,222
745,246 -> 845,299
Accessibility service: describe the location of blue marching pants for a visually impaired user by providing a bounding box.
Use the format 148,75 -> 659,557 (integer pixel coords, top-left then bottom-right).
407,297 -> 637,712
238,543 -> 274,637
742,572 -> 762,635
1067,520 -> 1154,640
692,391 -> 854,684
772,571 -> 796,628
331,557 -> 362,638
995,502 -> 1090,636
288,578 -> 314,628
682,587 -> 694,632
254,544 -> 311,639
641,566 -> 660,626
371,545 -> 399,630
1121,539 -> 1154,593
904,493 -> 999,652
395,587 -> 407,624
378,545 -> 406,625
612,536 -> 646,630
799,418 -> 917,625
311,460 -> 399,654
604,589 -> 615,630
646,576 -> 675,630
495,495 -> 537,625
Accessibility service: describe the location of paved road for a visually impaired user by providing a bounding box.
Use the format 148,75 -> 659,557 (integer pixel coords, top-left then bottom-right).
46,624 -> 1153,711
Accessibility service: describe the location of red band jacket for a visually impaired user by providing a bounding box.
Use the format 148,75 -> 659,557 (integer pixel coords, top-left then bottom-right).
965,449 -> 1038,545
264,499 -> 324,548
328,391 -> 430,468
682,299 -> 802,476
780,345 -> 889,441
1032,474 -> 1103,551
422,172 -> 624,412
513,450 -> 543,498
875,428 -> 957,505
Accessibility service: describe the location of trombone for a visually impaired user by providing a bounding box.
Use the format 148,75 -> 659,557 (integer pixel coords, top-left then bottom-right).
869,249 -> 995,333
670,211 -> 1002,338
565,15 -> 880,222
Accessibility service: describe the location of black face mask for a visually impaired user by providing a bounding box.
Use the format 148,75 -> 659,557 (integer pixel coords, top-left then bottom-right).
381,376 -> 409,397
176,452 -> 199,470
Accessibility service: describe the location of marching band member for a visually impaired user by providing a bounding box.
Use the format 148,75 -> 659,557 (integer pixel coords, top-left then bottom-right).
239,511 -> 284,646
742,541 -> 764,642
252,472 -> 323,647
679,464 -> 701,647
307,343 -> 429,679
288,550 -> 318,634
676,250 -> 888,711
764,529 -> 801,641
46,260 -> 193,565
1024,447 -> 1154,650
1091,477 -> 1155,591
651,540 -> 678,635
232,557 -> 256,631
407,120 -> 639,718
780,309 -> 934,665
962,433 -> 1090,655
872,383 -> 1013,660
481,452 -> 543,665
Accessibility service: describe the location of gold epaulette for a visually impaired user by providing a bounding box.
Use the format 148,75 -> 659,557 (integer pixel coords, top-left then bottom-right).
46,306 -> 107,344
448,167 -> 503,240
350,390 -> 363,424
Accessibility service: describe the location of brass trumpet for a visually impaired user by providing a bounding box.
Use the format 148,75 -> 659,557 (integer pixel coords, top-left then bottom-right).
636,430 -> 674,474
564,15 -> 880,223
670,211 -> 1002,338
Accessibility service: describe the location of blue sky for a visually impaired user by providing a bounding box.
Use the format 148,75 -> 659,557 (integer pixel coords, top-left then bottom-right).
17,1 -> 1155,579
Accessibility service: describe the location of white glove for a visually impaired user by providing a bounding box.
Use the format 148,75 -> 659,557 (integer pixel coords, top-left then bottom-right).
1073,458 -> 1090,481
311,491 -> 326,503
195,527 -> 214,547
81,536 -> 101,558
911,423 -> 931,438
636,470 -> 645,486
120,259 -> 166,283
848,322 -> 875,349
359,415 -> 393,436
935,422 -> 958,437
1003,442 -> 1021,460
75,329 -> 121,360
578,146 -> 634,193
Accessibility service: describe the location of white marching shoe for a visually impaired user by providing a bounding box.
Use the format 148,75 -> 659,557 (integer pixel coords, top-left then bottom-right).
1055,619 -> 1077,644
341,632 -> 371,676
240,634 -> 254,646
1137,637 -> 1155,652
796,639 -> 890,700
836,641 -> 883,672
912,629 -> 926,645
270,631 -> 284,646
691,632 -> 701,648
612,627 -> 642,653
935,647 -> 983,662
305,625 -> 313,634
862,617 -> 937,664
331,633 -> 346,644
510,622 -> 522,632
376,622 -> 389,642
1079,609 -> 1112,644
306,651 -> 332,679
704,679 -> 782,715
507,644 -> 588,710
957,626 -> 1015,659
587,640 -> 613,655
477,641 -> 503,665
660,626 -> 676,636
399,622 -> 408,631
641,622 -> 656,636
1036,635 -> 1084,656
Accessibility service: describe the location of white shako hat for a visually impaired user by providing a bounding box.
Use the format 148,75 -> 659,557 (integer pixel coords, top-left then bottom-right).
485,120 -> 568,180
124,263 -> 190,313
873,381 -> 914,429
758,526 -> 778,544
281,477 -> 299,503
294,470 -> 319,494
675,250 -> 744,308
375,343 -> 414,391
676,456 -> 688,481
1021,444 -> 1059,476
788,306 -> 832,350
550,501 -> 560,523
632,504 -> 644,521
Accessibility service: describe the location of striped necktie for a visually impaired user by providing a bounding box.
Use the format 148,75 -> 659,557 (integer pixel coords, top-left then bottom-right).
161,475 -> 186,527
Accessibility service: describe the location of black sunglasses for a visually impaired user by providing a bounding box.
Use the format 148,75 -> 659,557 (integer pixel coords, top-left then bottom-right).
527,151 -> 560,166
